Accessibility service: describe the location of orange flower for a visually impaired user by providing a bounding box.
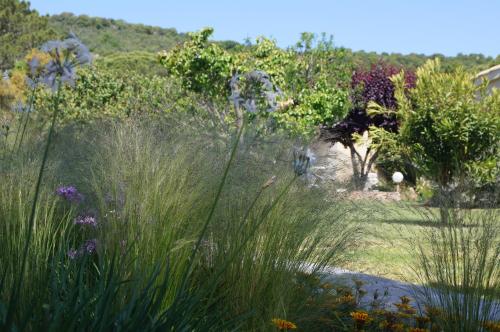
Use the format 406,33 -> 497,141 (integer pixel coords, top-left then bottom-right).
271,318 -> 297,330
408,328 -> 429,332
350,311 -> 369,322
351,311 -> 372,329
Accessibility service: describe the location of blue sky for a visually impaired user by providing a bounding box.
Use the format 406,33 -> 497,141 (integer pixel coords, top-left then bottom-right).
30,0 -> 500,57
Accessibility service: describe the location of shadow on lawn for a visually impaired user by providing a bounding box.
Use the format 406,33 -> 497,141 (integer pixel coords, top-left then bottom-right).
379,218 -> 444,228
378,217 -> 482,229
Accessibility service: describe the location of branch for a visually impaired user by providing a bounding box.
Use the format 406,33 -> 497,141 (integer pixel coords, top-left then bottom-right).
360,146 -> 371,176
365,149 -> 379,176
349,141 -> 363,166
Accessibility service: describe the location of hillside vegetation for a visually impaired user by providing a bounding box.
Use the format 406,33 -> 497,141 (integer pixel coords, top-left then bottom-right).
47,13 -> 499,72
48,12 -> 188,55
2,4 -> 497,73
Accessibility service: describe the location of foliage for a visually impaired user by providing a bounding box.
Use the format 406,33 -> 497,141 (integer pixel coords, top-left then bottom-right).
159,27 -> 234,100
32,65 -> 181,122
1,35 -> 355,327
160,29 -> 351,135
321,63 -> 416,188
0,0 -> 57,71
349,49 -> 498,73
370,126 -> 417,185
48,12 -> 187,55
96,51 -> 169,77
392,58 -> 500,189
273,33 -> 351,134
334,63 -> 416,143
0,69 -> 26,110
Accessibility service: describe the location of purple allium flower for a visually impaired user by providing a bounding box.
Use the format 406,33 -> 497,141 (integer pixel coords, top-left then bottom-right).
56,185 -> 83,203
83,239 -> 97,254
74,215 -> 97,228
67,248 -> 79,259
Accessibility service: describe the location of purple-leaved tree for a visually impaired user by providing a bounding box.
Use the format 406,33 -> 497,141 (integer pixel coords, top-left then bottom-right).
321,62 -> 415,189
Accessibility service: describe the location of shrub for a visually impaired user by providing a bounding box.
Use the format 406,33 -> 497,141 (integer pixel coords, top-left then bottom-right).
392,58 -> 500,192
33,65 -> 181,122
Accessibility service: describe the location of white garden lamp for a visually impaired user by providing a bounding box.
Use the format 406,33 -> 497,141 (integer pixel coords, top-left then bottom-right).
392,171 -> 404,192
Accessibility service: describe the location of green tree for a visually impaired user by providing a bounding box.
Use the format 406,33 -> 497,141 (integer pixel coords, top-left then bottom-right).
0,0 -> 56,71
280,32 -> 351,134
160,29 -> 350,136
158,27 -> 233,100
391,59 -> 500,205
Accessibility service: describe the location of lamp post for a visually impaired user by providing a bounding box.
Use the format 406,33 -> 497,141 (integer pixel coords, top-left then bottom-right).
392,171 -> 404,193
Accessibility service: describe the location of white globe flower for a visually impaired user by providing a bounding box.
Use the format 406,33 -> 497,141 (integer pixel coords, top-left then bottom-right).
392,171 -> 404,184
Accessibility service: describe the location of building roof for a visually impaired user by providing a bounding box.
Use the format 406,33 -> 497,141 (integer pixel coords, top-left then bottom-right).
475,64 -> 500,82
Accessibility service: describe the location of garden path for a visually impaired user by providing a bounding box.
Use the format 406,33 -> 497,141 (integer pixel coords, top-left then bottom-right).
303,264 -> 500,319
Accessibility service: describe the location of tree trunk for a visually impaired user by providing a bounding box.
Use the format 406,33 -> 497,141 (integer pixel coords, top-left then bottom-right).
348,143 -> 379,191
437,168 -> 452,224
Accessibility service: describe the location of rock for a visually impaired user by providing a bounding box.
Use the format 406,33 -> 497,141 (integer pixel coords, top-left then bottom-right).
310,140 -> 354,183
363,172 -> 379,191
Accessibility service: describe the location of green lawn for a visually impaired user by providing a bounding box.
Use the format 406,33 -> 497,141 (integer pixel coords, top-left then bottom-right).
339,200 -> 442,282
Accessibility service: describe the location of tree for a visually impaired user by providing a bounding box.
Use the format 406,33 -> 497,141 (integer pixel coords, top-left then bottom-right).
275,32 -> 351,135
392,59 -> 499,194
321,62 -> 415,189
0,0 -> 56,71
158,27 -> 233,100
158,27 -> 236,128
159,29 -> 351,135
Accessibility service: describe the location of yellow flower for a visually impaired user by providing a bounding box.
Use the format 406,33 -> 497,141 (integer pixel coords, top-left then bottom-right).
271,318 -> 297,330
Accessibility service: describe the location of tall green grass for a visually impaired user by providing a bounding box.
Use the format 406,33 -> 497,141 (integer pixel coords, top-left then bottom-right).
412,206 -> 500,331
0,116 -> 355,330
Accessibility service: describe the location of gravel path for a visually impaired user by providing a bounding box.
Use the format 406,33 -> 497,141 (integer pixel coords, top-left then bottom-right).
320,267 -> 419,309
303,264 -> 500,320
